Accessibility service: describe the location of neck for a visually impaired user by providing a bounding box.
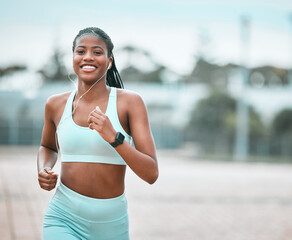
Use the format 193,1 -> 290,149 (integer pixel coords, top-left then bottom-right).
76,78 -> 109,101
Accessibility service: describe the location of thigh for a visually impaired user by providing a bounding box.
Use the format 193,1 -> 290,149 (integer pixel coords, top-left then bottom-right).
43,226 -> 80,240
90,214 -> 130,240
42,201 -> 87,240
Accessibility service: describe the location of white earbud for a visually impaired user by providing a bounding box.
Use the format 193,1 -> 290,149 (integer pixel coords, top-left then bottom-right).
107,63 -> 111,70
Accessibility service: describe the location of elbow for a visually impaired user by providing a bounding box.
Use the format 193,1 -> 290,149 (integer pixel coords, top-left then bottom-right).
146,169 -> 159,185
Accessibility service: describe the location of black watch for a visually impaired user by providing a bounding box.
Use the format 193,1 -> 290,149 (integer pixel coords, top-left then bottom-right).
110,132 -> 125,148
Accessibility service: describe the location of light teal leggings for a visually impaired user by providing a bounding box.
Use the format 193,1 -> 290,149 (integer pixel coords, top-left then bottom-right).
42,182 -> 129,240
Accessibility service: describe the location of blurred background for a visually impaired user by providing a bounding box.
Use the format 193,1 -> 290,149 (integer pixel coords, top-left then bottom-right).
1,0 -> 292,162
1,0 -> 292,239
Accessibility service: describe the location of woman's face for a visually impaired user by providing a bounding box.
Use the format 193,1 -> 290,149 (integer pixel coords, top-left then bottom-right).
73,35 -> 112,83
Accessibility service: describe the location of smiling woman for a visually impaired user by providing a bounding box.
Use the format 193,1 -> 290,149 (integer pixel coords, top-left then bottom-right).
73,36 -> 111,83
37,27 -> 158,240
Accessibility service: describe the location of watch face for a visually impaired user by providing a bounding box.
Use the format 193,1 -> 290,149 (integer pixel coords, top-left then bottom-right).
116,132 -> 125,144
110,132 -> 125,147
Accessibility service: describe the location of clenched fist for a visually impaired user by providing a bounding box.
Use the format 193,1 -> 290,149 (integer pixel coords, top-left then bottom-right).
88,106 -> 116,143
38,167 -> 58,191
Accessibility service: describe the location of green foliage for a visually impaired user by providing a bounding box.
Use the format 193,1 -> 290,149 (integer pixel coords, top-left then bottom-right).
186,91 -> 266,154
120,66 -> 163,83
0,65 -> 27,77
37,48 -> 68,83
269,109 -> 292,156
271,109 -> 292,136
188,92 -> 236,138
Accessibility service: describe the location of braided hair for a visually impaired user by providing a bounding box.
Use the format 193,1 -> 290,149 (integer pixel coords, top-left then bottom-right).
72,27 -> 124,89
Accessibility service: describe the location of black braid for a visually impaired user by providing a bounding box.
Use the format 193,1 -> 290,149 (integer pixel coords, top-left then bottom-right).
72,27 -> 124,89
106,56 -> 124,88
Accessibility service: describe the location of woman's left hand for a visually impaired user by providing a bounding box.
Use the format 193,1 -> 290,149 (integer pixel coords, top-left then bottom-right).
88,106 -> 116,143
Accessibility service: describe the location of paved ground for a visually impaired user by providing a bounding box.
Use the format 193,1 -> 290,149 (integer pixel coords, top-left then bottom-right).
1,146 -> 292,240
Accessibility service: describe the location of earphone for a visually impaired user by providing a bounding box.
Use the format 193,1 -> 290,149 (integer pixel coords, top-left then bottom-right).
69,63 -> 111,116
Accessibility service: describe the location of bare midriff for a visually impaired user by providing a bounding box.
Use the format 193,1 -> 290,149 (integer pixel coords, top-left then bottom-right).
61,162 -> 126,199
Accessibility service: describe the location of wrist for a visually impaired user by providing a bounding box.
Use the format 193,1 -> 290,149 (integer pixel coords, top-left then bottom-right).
110,132 -> 125,148
109,131 -> 117,143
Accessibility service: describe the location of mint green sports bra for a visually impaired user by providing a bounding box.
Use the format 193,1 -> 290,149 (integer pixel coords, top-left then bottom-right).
56,87 -> 132,165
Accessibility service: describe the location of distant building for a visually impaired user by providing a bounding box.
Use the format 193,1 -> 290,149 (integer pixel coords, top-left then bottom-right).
184,58 -> 289,88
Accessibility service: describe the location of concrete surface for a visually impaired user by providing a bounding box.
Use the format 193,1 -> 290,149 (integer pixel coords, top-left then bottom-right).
0,146 -> 292,240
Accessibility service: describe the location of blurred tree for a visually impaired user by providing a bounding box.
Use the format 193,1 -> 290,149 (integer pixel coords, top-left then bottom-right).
184,58 -> 288,89
271,109 -> 292,135
140,66 -> 164,83
118,45 -> 155,68
118,44 -> 168,83
120,66 -> 144,82
120,65 -> 164,83
270,109 -> 292,156
37,48 -> 68,83
0,65 -> 27,78
249,66 -> 288,87
184,58 -> 236,90
185,91 -> 265,155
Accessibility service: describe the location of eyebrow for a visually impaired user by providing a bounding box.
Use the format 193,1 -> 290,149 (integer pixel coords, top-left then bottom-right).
76,45 -> 104,50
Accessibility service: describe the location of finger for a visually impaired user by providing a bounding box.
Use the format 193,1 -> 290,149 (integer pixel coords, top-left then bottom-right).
38,171 -> 58,180
91,110 -> 104,118
88,113 -> 100,125
88,112 -> 105,126
38,177 -> 52,184
89,122 -> 100,131
38,175 -> 58,184
91,110 -> 105,120
88,106 -> 102,117
89,122 -> 94,130
95,106 -> 103,113
39,176 -> 57,184
38,171 -> 51,178
40,183 -> 56,191
90,117 -> 106,129
39,182 -> 56,189
40,183 -> 57,191
43,167 -> 52,174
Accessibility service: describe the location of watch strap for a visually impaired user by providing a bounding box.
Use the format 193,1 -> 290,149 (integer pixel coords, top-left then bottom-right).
110,132 -> 125,148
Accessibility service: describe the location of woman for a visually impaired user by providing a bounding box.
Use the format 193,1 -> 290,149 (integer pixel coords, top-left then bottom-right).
37,27 -> 158,240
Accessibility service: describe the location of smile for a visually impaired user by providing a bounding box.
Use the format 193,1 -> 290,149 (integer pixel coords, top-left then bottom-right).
80,65 -> 97,73
81,65 -> 97,70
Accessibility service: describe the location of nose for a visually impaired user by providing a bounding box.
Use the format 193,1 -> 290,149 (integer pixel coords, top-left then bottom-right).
83,51 -> 94,61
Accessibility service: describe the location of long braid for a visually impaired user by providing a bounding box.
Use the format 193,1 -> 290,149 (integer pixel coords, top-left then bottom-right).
106,56 -> 124,88
72,27 -> 124,89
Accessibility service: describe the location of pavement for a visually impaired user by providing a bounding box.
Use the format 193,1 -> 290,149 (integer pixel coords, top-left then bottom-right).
1,146 -> 292,240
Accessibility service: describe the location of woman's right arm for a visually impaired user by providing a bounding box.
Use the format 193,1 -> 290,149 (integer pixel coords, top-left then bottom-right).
37,97 -> 59,191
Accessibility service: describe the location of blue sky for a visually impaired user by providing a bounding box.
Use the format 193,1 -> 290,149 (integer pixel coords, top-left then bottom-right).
1,0 -> 292,75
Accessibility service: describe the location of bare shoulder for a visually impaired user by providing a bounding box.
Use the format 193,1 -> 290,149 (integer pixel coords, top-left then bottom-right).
116,88 -> 145,107
45,91 -> 72,110
116,88 -> 148,125
44,91 -> 73,123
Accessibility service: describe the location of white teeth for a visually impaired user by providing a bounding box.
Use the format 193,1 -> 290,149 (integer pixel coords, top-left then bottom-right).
82,65 -> 96,69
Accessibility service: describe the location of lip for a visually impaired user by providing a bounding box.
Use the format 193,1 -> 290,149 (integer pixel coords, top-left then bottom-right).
80,64 -> 97,72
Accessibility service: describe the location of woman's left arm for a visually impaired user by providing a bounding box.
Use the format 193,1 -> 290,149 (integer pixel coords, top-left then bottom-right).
115,93 -> 158,184
88,92 -> 158,184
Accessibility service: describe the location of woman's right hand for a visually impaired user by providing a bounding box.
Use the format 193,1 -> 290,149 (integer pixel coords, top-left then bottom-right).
38,167 -> 58,191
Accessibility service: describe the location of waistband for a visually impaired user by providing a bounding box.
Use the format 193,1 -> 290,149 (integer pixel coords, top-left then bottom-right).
49,181 -> 128,222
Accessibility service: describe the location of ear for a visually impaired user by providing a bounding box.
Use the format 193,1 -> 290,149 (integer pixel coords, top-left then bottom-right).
107,57 -> 113,69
